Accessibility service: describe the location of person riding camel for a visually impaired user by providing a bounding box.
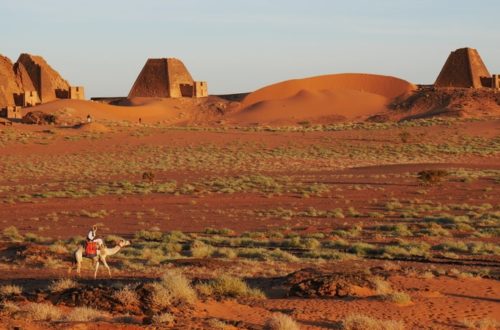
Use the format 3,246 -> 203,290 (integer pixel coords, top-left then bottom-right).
85,225 -> 103,257
87,225 -> 104,245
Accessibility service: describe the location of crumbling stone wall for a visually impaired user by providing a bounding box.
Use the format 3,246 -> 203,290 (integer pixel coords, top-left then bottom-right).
193,81 -> 208,97
69,86 -> 85,100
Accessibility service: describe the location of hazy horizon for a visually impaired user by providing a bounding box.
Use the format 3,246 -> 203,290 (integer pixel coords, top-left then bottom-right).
1,0 -> 499,97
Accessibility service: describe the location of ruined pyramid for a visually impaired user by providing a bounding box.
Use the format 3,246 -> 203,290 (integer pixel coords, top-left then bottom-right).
128,58 -> 207,98
435,47 -> 491,88
0,53 -> 84,111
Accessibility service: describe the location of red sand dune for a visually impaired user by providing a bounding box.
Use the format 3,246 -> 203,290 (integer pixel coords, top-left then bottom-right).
230,73 -> 416,124
19,96 -> 233,125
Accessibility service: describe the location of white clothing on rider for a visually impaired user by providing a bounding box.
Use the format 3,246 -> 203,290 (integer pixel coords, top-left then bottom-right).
87,230 -> 103,247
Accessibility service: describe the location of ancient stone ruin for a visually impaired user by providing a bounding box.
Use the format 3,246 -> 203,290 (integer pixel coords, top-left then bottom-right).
435,47 -> 499,89
0,53 -> 84,119
128,58 -> 208,98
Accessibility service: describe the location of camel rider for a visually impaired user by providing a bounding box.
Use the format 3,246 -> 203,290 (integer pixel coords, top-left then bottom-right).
87,225 -> 103,247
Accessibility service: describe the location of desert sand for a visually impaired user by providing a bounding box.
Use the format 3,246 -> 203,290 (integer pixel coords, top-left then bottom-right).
228,74 -> 416,124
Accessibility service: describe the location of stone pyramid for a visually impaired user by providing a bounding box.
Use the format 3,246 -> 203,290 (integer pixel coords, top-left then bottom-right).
0,53 -> 72,109
128,58 -> 194,98
435,47 -> 491,88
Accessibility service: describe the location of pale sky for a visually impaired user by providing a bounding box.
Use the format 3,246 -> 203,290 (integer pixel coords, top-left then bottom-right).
1,0 -> 499,97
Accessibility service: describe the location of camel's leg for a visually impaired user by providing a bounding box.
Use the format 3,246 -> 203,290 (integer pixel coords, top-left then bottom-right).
75,251 -> 83,277
101,257 -> 112,277
94,259 -> 100,279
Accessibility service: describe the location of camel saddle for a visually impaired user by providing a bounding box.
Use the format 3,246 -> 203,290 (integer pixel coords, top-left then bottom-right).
85,241 -> 98,257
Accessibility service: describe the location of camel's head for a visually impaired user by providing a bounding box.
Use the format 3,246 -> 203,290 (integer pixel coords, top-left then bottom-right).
118,240 -> 131,247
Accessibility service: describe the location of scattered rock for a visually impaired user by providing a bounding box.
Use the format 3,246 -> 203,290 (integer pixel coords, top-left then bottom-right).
21,111 -> 58,125
286,268 -> 375,298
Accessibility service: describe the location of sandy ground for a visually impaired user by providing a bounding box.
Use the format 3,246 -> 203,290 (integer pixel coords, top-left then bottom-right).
0,117 -> 498,329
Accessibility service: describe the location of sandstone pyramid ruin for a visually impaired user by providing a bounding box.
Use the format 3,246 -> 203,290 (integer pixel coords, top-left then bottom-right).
434,47 -> 492,88
0,53 -> 84,117
128,58 -> 207,98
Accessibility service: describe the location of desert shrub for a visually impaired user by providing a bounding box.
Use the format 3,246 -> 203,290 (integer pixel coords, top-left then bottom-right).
135,229 -> 162,241
384,224 -> 412,237
159,269 -> 197,304
212,247 -> 237,259
343,314 -> 405,330
302,238 -> 321,250
207,318 -> 230,329
49,242 -> 68,254
0,301 -> 20,314
198,275 -> 265,299
150,283 -> 172,310
264,313 -> 300,330
372,277 -> 392,295
2,226 -> 23,242
65,306 -> 107,322
417,170 -> 448,185
348,242 -> 381,256
24,232 -> 51,243
49,278 -> 78,292
24,303 -> 62,321
383,291 -> 412,305
141,248 -> 168,265
432,241 -> 468,253
420,223 -> 451,236
152,312 -> 175,325
461,317 -> 499,330
189,240 -> 213,258
468,242 -> 500,255
204,227 -> 235,235
269,249 -> 299,262
113,286 -> 139,306
0,284 -> 22,296
237,248 -> 269,260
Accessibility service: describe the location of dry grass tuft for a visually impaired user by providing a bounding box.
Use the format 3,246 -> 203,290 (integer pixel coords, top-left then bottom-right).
1,301 -> 20,314
383,291 -> 412,305
65,306 -> 108,322
23,303 -> 62,321
0,284 -> 22,296
152,312 -> 175,325
197,274 -> 265,299
461,318 -> 500,330
372,277 -> 392,295
49,278 -> 78,292
113,286 -> 140,306
207,318 -> 230,329
160,269 -> 197,304
264,313 -> 301,330
343,314 -> 405,330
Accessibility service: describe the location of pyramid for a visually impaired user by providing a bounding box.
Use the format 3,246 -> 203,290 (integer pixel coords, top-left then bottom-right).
128,58 -> 207,98
15,53 -> 70,103
1,53 -> 81,111
0,55 -> 22,107
435,48 -> 491,88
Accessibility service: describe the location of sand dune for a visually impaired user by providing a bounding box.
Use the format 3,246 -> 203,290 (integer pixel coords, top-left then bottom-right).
20,96 -> 233,125
230,73 -> 416,124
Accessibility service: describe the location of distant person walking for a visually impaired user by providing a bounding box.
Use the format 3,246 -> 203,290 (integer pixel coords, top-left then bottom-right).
86,114 -> 92,123
139,117 -> 142,124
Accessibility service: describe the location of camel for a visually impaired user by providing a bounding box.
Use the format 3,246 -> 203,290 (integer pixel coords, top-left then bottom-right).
70,239 -> 131,279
